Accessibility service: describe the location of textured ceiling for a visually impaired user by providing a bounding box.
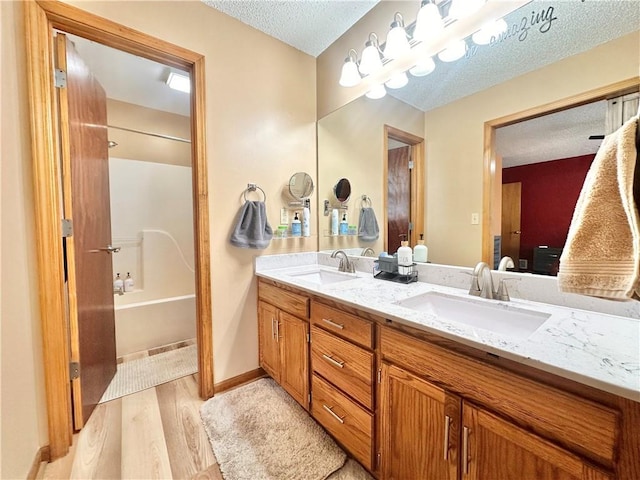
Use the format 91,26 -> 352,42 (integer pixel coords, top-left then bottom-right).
202,0 -> 380,57
496,101 -> 606,168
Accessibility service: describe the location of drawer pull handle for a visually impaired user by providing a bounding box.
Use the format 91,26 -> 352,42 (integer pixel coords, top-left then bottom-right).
322,318 -> 344,330
271,318 -> 276,339
322,354 -> 345,368
463,426 -> 470,474
443,415 -> 451,460
323,404 -> 345,424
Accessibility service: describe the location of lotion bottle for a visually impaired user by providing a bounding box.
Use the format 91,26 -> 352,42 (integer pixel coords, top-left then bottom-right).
302,206 -> 310,237
124,272 -> 134,292
291,212 -> 302,237
113,273 -> 124,292
413,233 -> 428,263
397,235 -> 413,275
330,208 -> 339,236
339,213 -> 348,235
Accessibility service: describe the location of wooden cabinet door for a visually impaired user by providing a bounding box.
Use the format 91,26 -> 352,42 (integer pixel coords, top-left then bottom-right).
380,363 -> 460,480
280,312 -> 309,410
462,403 -> 613,480
258,301 -> 280,382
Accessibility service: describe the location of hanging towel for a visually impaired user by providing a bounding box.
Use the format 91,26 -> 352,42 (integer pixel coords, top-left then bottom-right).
230,201 -> 273,249
358,207 -> 379,241
558,116 -> 640,300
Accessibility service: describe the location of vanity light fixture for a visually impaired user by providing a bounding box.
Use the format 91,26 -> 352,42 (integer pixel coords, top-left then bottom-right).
365,84 -> 386,100
413,0 -> 444,42
166,71 -> 190,93
339,49 -> 361,87
337,0 -> 531,98
438,39 -> 467,62
384,13 -> 411,60
359,33 -> 384,76
385,71 -> 409,89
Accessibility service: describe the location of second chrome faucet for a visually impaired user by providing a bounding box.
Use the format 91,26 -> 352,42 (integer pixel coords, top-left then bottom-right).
469,261 -> 516,301
331,250 -> 356,273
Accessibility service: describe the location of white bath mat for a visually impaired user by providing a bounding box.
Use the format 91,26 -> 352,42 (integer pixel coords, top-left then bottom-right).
100,344 -> 197,403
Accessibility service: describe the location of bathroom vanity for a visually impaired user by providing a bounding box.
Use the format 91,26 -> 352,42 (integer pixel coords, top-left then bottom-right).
256,254 -> 640,480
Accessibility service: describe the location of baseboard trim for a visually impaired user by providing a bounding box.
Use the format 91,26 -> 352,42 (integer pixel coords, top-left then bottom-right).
27,445 -> 51,480
214,368 -> 266,394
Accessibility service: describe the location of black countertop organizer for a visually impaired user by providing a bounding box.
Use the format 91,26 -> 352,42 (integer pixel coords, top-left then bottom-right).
374,255 -> 418,284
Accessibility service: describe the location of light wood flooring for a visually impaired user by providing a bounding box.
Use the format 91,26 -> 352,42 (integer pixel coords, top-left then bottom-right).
43,374 -> 223,479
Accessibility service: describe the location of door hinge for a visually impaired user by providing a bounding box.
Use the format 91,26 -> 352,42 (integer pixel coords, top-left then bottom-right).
408,160 -> 414,170
69,361 -> 80,380
61,218 -> 73,237
377,368 -> 382,384
408,222 -> 414,232
54,69 -> 67,88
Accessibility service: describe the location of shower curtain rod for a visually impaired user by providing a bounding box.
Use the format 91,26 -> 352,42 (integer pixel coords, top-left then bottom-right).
108,124 -> 191,144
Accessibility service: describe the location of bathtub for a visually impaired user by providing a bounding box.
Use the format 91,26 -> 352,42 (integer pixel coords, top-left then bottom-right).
114,294 -> 196,357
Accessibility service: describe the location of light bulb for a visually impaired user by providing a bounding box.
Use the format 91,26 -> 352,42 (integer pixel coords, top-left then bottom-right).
384,14 -> 410,60
385,72 -> 409,89
413,2 -> 444,42
359,43 -> 383,75
365,84 -> 386,100
339,59 -> 361,87
438,39 -> 467,62
409,57 -> 436,77
472,18 -> 508,45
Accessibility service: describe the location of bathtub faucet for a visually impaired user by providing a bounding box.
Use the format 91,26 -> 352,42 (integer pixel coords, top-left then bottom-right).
114,286 -> 124,296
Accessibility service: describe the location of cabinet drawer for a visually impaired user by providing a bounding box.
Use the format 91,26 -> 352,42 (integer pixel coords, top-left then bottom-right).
379,326 -> 619,467
311,325 -> 374,410
258,280 -> 309,319
311,301 -> 373,348
311,374 -> 373,471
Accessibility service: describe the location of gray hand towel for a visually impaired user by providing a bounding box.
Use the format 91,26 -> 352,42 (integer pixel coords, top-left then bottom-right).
230,201 -> 273,249
358,207 -> 379,241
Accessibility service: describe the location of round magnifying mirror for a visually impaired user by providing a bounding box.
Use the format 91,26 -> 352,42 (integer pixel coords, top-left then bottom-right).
334,178 -> 351,204
289,172 -> 314,199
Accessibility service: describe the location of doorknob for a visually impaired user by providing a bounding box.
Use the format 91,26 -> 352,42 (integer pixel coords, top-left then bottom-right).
511,230 -> 521,235
89,245 -> 121,254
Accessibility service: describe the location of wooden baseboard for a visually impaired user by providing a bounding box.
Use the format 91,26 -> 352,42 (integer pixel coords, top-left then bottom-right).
213,368 -> 266,394
27,445 -> 51,480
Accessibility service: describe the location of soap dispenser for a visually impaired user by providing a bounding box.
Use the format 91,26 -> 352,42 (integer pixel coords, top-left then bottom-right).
291,212 -> 302,237
113,273 -> 124,292
124,272 -> 134,292
397,235 -> 413,275
413,233 -> 428,263
339,213 -> 348,235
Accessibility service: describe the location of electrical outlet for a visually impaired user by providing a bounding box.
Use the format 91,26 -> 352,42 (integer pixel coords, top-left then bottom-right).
471,213 -> 480,225
280,208 -> 289,225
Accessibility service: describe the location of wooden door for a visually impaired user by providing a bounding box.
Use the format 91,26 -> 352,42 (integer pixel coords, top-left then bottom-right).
461,403 -> 613,480
380,363 -> 460,480
387,146 -> 411,254
56,34 -> 117,428
257,301 -> 280,381
279,312 -> 309,410
501,182 -> 522,263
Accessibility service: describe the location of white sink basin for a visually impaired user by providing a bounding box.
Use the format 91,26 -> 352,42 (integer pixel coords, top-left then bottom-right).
397,291 -> 550,339
286,268 -> 359,285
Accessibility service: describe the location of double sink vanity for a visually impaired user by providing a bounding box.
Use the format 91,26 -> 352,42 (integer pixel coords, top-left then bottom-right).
255,252 -> 640,480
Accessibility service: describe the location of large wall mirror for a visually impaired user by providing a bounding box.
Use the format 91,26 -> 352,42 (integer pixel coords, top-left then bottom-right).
317,0 -> 639,269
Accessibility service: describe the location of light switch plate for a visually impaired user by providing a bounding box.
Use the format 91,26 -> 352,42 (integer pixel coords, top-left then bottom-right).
471,213 -> 480,225
280,208 -> 289,225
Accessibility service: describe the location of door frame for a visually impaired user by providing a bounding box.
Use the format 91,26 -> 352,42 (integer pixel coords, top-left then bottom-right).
481,78 -> 640,264
24,0 -> 213,460
383,125 -> 425,251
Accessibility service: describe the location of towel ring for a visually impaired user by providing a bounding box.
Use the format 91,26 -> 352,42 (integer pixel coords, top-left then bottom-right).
361,195 -> 372,208
244,183 -> 266,203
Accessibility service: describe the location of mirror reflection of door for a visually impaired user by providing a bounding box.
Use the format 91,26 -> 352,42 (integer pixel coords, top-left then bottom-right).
501,182 -> 522,266
385,126 -> 425,255
387,144 -> 411,254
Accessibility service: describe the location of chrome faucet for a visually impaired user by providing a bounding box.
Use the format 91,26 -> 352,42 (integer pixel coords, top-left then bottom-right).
470,262 -> 496,299
498,256 -> 515,271
113,286 -> 124,296
361,247 -> 376,257
331,250 -> 356,273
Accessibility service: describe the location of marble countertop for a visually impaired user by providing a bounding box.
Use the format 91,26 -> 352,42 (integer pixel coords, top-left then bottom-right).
256,254 -> 640,403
